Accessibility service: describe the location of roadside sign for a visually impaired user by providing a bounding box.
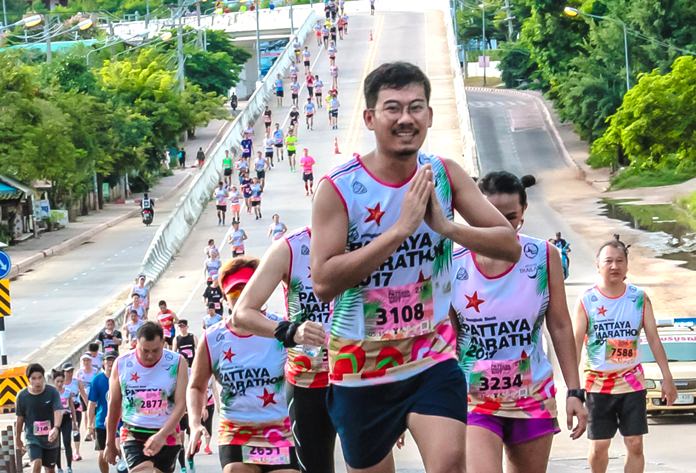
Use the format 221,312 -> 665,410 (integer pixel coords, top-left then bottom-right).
0,251 -> 10,279
478,55 -> 490,67
0,280 -> 9,317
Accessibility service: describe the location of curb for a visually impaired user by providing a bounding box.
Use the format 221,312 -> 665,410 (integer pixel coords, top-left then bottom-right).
8,171 -> 193,280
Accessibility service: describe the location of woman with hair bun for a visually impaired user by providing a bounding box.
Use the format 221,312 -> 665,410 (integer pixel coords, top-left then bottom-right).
450,171 -> 587,473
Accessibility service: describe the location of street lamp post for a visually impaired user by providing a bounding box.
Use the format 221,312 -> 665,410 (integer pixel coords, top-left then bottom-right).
255,0 -> 261,82
563,6 -> 630,92
481,2 -> 486,86
0,14 -> 42,32
289,0 -> 294,36
2,0 -> 7,28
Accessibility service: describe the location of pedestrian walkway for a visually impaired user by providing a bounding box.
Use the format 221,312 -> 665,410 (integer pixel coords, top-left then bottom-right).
4,118 -> 231,280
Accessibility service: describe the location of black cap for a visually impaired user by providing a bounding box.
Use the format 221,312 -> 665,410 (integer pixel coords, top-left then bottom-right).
103,352 -> 118,361
178,319 -> 188,326
207,302 -> 216,309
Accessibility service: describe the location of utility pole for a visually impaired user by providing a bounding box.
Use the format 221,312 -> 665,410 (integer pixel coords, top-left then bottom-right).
145,0 -> 150,28
255,0 -> 261,82
45,0 -> 54,63
481,1 -> 486,86
503,0 -> 513,41
2,0 -> 7,29
177,0 -> 185,92
196,0 -> 203,48
289,0 -> 295,36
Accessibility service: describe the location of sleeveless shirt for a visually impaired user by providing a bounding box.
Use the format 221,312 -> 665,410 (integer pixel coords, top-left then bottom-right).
452,235 -> 556,419
323,153 -> 456,386
580,283 -> 645,394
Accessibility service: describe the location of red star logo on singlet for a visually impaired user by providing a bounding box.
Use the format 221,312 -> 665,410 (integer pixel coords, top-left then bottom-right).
597,306 -> 608,316
364,203 -> 385,226
417,271 -> 432,283
130,372 -> 140,382
465,291 -> 485,313
257,388 -> 277,407
223,348 -> 235,361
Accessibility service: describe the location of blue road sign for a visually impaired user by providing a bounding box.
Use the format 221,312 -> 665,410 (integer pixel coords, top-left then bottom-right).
0,251 -> 11,279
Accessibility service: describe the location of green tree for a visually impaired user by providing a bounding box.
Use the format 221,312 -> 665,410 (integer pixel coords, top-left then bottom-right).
177,29 -> 251,96
592,55 -> 696,176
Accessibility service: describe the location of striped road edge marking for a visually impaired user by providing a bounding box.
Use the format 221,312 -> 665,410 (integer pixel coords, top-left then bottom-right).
0,375 -> 28,407
0,279 -> 9,317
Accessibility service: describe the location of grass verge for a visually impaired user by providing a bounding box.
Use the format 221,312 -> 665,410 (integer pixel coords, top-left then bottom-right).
464,76 -> 503,88
610,166 -> 696,190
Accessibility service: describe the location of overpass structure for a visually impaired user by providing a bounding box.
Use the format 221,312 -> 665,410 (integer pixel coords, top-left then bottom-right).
100,4 -> 315,97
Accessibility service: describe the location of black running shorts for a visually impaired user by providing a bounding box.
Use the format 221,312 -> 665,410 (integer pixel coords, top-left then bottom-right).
587,390 -> 648,440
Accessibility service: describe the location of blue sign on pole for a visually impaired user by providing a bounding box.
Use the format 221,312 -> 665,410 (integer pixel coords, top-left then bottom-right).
0,251 -> 11,279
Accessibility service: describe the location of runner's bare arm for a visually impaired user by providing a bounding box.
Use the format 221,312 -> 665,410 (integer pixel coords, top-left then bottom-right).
311,167 -> 432,301
572,299 -> 588,368
172,337 -> 178,352
545,247 -> 581,389
105,363 -> 122,451
233,240 -> 290,338
642,296 -> 677,405
187,339 -> 212,433
429,159 -> 520,263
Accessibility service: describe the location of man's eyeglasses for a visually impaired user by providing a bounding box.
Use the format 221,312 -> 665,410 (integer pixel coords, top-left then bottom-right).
367,101 -> 428,119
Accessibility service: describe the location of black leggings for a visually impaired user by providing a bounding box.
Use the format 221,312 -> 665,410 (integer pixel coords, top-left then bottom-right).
73,407 -> 82,442
286,384 -> 336,473
203,404 -> 214,436
57,414 -> 73,469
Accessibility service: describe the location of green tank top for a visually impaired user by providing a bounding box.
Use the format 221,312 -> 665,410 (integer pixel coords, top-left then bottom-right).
223,156 -> 232,169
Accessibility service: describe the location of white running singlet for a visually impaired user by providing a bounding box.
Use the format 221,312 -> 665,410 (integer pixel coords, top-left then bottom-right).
284,227 -> 331,388
204,317 -> 292,448
117,349 -> 180,429
324,153 -> 456,386
452,235 -> 556,419
580,283 -> 645,394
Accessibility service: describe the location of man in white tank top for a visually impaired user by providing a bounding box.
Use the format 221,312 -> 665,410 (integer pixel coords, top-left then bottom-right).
573,239 -> 676,473
310,61 -> 521,472
105,322 -> 188,473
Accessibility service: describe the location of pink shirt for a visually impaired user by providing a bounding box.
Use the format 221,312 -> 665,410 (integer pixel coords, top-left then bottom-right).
300,155 -> 315,174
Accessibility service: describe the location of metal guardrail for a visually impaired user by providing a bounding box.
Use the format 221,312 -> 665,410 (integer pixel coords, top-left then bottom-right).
48,8 -> 319,375
440,0 -> 480,177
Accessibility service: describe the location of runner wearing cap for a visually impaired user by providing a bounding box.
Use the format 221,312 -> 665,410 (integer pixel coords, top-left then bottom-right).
173,320 -> 198,368
234,227 -> 336,472
310,62 -> 520,472
314,76 -> 323,108
156,300 -> 179,349
77,354 -> 97,442
229,221 -> 248,258
187,257 -> 299,472
573,239 -> 677,473
214,181 -> 229,226
62,363 -> 83,462
52,369 -> 78,473
16,364 -> 63,473
105,322 -> 188,473
202,303 -> 223,330
88,352 -> 117,473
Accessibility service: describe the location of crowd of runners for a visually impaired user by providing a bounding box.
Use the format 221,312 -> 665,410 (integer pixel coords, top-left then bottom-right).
15,4 -> 678,473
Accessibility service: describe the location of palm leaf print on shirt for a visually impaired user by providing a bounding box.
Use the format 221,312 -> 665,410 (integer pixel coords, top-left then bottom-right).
433,238 -> 453,278
331,287 -> 363,337
431,157 -> 454,220
288,277 -> 303,323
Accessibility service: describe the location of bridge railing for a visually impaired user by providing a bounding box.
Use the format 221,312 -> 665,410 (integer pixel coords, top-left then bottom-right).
49,7 -> 319,374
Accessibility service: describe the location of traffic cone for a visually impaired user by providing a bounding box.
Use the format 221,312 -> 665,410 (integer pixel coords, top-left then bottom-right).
334,137 -> 341,155
369,30 -> 373,41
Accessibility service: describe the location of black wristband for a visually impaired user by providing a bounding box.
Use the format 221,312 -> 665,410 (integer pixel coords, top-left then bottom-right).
567,388 -> 586,403
274,321 -> 299,348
